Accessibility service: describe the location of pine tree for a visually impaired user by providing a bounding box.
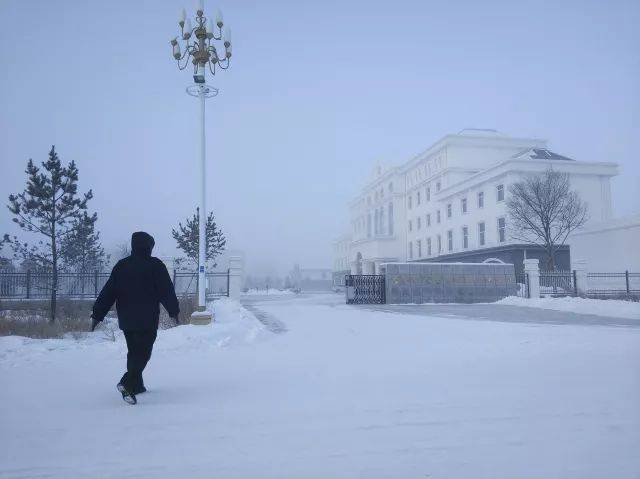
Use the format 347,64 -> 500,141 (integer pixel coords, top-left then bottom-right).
6,146 -> 92,320
172,208 -> 226,268
60,211 -> 108,274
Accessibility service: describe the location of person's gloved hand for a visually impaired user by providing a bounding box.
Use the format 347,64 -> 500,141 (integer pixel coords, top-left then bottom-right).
90,315 -> 101,332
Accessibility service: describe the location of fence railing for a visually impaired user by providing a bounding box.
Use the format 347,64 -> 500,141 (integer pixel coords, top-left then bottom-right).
173,271 -> 230,299
539,270 -> 577,297
0,269 -> 229,300
587,271 -> 639,300
515,272 -> 530,298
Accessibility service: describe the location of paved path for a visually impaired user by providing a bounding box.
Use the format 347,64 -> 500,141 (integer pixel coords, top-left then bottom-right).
359,302 -> 640,328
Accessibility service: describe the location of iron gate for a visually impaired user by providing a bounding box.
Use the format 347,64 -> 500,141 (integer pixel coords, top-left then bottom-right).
539,270 -> 577,297
345,274 -> 386,304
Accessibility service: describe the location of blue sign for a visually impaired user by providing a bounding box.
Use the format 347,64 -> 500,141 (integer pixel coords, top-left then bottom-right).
199,266 -> 205,273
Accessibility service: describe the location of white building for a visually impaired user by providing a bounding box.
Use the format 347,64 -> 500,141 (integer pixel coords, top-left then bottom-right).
334,129 -> 619,275
569,214 -> 640,273
290,265 -> 333,291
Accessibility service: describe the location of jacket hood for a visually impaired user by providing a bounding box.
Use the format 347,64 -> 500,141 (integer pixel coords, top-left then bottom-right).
131,231 -> 155,257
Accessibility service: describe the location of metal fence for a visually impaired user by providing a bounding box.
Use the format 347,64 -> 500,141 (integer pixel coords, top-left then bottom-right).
345,274 -> 386,304
173,271 -> 230,299
0,269 -> 229,300
587,271 -> 640,300
515,272 -> 530,298
539,270 -> 577,297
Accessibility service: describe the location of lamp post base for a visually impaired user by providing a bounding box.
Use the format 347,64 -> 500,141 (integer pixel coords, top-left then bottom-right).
190,309 -> 213,325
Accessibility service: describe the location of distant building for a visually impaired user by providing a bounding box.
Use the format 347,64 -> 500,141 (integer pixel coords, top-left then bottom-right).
290,264 -> 333,291
332,234 -> 351,287
333,129 -> 620,275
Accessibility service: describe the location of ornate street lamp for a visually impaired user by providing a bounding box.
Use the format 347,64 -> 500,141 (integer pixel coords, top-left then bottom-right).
171,1 -> 232,325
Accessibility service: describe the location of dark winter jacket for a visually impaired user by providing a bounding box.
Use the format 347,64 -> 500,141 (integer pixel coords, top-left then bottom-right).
92,232 -> 179,331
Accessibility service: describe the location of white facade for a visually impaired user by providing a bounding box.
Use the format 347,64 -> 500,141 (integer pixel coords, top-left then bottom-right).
334,129 -> 620,274
569,215 -> 640,272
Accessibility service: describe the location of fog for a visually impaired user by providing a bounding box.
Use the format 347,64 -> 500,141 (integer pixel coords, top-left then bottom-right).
1,0 -> 638,277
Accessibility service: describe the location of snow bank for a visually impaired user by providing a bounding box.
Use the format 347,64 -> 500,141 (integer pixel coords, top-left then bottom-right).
157,298 -> 267,351
497,296 -> 640,319
0,298 -> 266,362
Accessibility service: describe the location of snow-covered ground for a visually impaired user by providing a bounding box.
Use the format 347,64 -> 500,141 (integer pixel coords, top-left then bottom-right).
498,295 -> 640,319
1,294 -> 639,478
241,288 -> 296,296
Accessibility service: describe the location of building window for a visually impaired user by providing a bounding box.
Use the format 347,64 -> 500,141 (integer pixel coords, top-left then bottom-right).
462,226 -> 469,249
436,181 -> 441,192
426,186 -> 430,201
447,203 -> 452,218
426,213 -> 431,227
447,230 -> 453,251
409,241 -> 413,259
408,195 -> 412,209
427,237 -> 432,256
408,220 -> 412,232
417,216 -> 422,230
498,217 -> 506,242
367,213 -> 371,238
417,239 -> 422,258
380,206 -> 385,234
389,182 -> 393,193
417,191 -> 421,205
497,184 -> 505,202
461,197 -> 467,214
478,191 -> 484,208
437,234 -> 442,254
388,202 -> 393,236
437,210 -> 441,223
478,221 -> 485,246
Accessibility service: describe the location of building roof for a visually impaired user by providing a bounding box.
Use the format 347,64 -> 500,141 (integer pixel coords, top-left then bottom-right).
513,148 -> 575,161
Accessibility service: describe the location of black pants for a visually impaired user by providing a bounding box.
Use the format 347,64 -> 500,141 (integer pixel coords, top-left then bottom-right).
120,330 -> 157,393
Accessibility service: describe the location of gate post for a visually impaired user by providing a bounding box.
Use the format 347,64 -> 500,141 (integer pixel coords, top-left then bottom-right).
523,259 -> 540,299
625,270 -> 630,298
573,259 -> 588,296
228,256 -> 243,300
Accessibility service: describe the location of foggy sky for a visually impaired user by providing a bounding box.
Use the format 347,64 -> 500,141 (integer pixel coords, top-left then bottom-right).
1,0 -> 639,276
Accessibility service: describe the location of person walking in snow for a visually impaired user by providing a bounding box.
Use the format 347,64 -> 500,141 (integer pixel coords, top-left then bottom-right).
91,231 -> 180,405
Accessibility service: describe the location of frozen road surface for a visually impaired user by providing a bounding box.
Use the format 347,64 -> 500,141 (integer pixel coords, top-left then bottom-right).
1,294 -> 639,478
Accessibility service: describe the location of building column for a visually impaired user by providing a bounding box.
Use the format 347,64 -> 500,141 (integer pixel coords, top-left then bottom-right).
573,259 -> 588,296
349,260 -> 358,274
524,258 -> 540,298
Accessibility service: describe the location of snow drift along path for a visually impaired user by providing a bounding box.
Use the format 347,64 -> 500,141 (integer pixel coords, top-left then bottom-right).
1,294 -> 639,479
497,295 -> 640,319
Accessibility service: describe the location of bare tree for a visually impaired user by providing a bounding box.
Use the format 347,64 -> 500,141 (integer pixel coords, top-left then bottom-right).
507,168 -> 588,270
114,242 -> 131,261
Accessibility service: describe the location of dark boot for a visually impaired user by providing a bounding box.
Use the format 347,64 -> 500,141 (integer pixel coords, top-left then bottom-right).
117,382 -> 137,405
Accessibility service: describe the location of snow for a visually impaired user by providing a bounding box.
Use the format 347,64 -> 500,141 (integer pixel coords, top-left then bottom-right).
1,294 -> 639,478
498,295 -> 640,319
241,288 -> 296,296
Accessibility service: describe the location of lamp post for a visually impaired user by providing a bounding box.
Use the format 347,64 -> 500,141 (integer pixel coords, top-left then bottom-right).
171,1 -> 232,325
